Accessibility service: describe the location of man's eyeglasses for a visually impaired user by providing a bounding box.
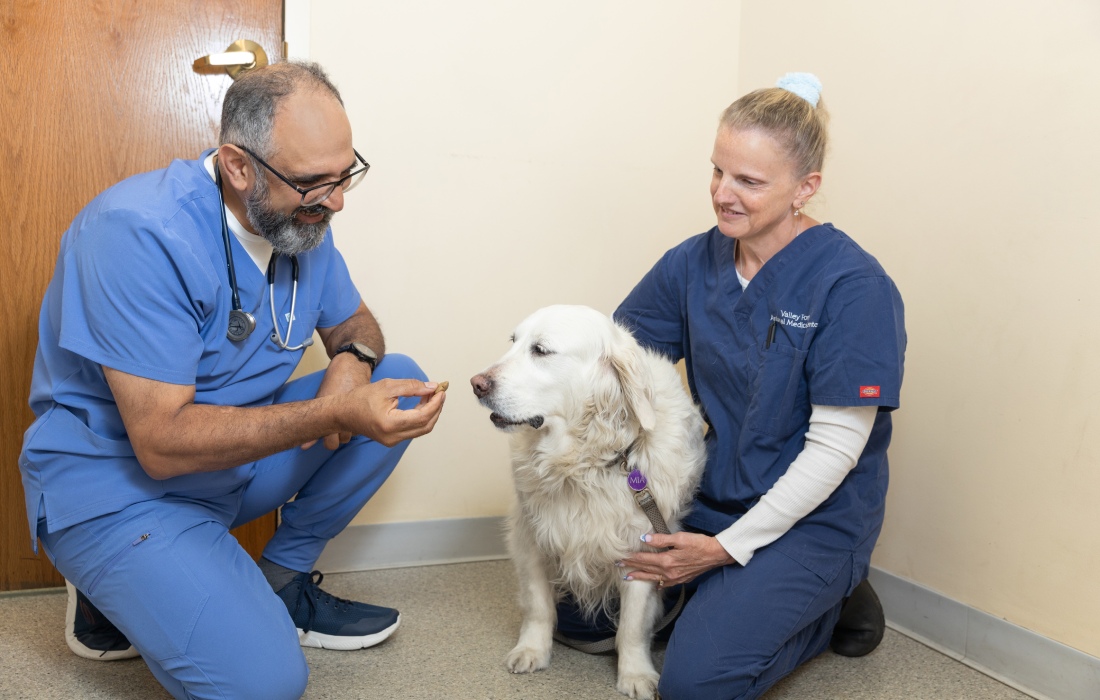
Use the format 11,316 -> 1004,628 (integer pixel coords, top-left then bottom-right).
237,145 -> 370,207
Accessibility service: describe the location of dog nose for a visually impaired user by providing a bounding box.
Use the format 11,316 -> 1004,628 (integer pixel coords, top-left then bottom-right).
470,373 -> 493,399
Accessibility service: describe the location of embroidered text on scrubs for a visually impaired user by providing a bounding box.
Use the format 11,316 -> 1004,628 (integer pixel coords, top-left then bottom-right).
772,310 -> 819,329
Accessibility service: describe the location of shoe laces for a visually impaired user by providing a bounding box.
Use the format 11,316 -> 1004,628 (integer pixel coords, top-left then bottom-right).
295,571 -> 357,633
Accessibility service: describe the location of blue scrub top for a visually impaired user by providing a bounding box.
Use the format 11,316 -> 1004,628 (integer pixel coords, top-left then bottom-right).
19,150 -> 362,545
615,224 -> 906,588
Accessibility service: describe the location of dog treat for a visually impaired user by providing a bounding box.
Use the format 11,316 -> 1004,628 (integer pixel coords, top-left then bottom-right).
434,381 -> 449,394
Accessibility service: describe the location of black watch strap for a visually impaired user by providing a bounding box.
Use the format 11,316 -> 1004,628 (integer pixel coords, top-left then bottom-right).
334,342 -> 378,370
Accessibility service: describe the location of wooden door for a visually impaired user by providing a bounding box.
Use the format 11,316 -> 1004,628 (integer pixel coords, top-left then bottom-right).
0,0 -> 284,591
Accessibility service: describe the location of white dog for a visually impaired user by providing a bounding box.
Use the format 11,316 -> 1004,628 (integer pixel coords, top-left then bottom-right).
470,305 -> 706,700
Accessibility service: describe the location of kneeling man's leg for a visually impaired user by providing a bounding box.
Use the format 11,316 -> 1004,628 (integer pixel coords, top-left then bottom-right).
234,353 -> 427,648
42,501 -> 308,700
237,353 -> 427,569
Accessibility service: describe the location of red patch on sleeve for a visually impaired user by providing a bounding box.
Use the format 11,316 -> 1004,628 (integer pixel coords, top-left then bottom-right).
859,386 -> 881,398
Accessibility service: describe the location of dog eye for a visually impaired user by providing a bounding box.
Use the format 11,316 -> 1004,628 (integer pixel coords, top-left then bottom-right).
531,343 -> 552,357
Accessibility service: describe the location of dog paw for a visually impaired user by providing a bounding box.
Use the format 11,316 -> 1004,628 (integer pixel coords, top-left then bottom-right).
617,670 -> 660,699
505,645 -> 551,674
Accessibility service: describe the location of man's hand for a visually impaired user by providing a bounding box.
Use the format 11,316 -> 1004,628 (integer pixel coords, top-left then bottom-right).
619,532 -> 737,588
335,378 -> 446,448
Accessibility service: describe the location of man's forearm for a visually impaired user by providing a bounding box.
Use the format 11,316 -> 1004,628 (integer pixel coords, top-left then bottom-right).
135,394 -> 351,479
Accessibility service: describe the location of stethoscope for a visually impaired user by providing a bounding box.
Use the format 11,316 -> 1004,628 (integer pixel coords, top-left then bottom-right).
216,163 -> 313,351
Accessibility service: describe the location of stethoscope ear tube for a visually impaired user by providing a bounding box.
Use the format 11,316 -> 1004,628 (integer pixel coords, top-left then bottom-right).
268,253 -> 312,351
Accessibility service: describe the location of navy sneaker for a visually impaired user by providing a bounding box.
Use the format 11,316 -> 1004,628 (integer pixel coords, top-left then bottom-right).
65,581 -> 140,661
275,571 -> 400,650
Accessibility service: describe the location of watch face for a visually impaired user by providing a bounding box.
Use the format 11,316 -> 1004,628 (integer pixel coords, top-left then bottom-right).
340,342 -> 377,367
351,342 -> 377,361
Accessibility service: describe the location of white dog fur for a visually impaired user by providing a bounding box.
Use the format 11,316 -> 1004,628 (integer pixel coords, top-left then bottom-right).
470,305 -> 706,699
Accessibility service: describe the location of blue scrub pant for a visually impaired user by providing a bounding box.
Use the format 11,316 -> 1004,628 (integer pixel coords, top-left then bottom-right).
38,354 -> 426,700
557,543 -> 852,700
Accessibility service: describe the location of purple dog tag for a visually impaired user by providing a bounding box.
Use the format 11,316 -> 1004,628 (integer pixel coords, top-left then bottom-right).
627,468 -> 648,491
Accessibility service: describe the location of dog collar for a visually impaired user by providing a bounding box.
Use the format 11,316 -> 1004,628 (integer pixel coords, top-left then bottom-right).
613,446 -> 672,537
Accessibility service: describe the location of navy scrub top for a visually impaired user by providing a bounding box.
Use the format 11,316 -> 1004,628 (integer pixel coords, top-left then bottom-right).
615,223 -> 906,589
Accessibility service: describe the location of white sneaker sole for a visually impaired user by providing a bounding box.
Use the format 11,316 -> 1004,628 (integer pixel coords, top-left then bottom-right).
64,582 -> 141,661
297,614 -> 401,650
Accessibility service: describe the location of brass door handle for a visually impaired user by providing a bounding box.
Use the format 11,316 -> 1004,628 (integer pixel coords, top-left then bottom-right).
194,40 -> 269,80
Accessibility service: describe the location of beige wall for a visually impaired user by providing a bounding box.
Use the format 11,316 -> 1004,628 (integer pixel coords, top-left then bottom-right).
302,0 -> 1100,660
303,3 -> 742,520
739,1 -> 1100,658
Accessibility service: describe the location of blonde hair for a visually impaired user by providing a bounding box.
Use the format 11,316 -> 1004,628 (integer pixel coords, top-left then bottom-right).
720,87 -> 829,177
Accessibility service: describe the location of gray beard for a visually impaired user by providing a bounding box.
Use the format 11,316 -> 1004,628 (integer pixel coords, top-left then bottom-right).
245,178 -> 332,256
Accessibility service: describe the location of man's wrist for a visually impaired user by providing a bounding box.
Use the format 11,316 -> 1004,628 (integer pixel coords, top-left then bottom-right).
333,341 -> 379,370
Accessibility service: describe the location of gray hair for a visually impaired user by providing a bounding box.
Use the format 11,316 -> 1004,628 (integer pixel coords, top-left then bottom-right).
219,60 -> 343,159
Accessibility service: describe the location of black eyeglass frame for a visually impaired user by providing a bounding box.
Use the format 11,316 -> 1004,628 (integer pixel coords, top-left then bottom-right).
236,144 -> 370,206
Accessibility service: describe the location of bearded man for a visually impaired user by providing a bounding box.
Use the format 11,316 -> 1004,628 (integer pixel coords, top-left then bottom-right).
19,61 -> 446,700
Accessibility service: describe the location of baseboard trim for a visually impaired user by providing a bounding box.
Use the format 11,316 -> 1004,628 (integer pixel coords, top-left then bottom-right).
869,566 -> 1100,700
315,516 -> 509,573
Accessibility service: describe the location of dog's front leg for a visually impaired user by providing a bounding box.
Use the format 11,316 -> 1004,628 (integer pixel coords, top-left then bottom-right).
615,579 -> 662,699
505,518 -> 556,673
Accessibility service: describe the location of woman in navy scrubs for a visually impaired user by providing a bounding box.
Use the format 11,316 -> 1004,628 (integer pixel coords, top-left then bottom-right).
614,73 -> 907,699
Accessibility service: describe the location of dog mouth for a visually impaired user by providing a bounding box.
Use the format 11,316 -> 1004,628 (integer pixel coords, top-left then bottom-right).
490,413 -> 545,430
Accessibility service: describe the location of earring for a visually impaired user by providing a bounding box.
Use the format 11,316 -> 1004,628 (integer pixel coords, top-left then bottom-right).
793,203 -> 803,216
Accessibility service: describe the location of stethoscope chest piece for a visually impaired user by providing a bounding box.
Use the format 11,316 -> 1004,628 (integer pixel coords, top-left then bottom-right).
227,309 -> 256,342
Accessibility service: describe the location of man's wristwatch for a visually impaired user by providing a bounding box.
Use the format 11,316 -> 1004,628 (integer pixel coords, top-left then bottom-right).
334,342 -> 378,371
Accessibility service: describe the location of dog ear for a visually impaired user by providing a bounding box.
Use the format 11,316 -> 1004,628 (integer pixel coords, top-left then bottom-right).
607,326 -> 656,432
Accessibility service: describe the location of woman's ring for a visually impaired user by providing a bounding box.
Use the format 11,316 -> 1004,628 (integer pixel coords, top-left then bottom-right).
657,577 -> 664,589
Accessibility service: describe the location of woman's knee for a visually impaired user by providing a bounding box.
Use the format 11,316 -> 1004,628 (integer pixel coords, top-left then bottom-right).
659,641 -> 749,700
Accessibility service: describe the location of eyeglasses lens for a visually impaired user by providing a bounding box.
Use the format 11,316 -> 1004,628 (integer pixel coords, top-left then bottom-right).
299,167 -> 368,207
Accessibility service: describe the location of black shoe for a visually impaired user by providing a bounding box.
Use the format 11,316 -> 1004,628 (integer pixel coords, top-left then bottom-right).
830,579 -> 885,657
65,581 -> 140,660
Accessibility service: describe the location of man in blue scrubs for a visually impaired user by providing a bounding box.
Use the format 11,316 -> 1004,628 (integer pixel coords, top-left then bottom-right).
19,61 -> 446,699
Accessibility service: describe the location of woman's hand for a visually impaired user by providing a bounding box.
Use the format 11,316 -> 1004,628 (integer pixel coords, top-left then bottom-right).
619,532 -> 737,588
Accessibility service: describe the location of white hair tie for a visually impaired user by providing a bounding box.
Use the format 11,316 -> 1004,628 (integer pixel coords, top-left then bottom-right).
776,72 -> 823,107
